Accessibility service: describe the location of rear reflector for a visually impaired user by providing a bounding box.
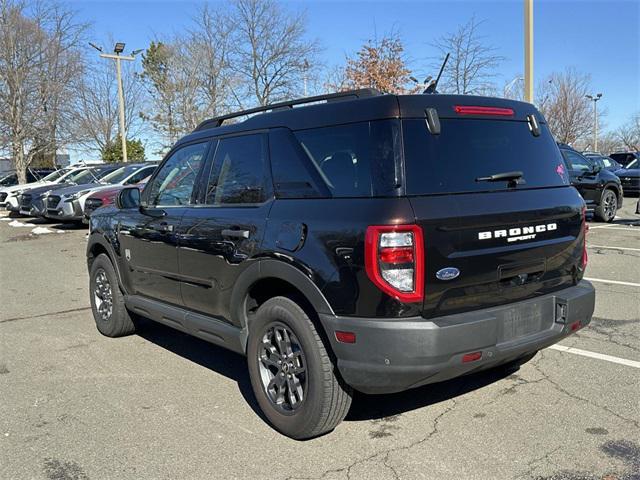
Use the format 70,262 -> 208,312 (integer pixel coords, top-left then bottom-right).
335,331 -> 356,344
569,320 -> 582,332
454,105 -> 514,116
462,351 -> 482,363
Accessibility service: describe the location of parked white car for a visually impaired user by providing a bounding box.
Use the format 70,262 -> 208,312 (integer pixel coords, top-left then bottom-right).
1,167 -> 88,212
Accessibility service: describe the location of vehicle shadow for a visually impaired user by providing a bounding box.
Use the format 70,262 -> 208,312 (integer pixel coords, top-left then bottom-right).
134,318 -> 516,424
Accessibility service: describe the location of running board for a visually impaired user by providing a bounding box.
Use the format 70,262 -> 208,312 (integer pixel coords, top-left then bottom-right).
125,295 -> 247,354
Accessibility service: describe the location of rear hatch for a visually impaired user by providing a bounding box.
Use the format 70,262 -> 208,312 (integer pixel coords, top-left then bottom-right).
402,109 -> 586,319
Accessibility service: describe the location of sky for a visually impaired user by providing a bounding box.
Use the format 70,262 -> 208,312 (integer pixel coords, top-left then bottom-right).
68,0 -> 639,160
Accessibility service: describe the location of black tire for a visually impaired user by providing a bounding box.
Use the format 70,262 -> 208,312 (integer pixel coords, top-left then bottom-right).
89,253 -> 136,337
595,189 -> 618,222
246,296 -> 352,440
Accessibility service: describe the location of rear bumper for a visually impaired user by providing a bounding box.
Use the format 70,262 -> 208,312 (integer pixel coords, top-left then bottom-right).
320,281 -> 595,394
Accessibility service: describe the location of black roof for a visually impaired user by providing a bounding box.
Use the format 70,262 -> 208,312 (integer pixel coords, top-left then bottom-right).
178,91 -> 544,147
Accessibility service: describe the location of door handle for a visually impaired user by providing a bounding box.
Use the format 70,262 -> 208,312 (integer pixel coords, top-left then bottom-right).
222,228 -> 250,239
157,222 -> 174,233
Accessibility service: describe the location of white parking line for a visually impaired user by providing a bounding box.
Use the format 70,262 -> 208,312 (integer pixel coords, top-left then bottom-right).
585,277 -> 640,288
549,344 -> 640,369
589,225 -> 638,230
588,244 -> 640,252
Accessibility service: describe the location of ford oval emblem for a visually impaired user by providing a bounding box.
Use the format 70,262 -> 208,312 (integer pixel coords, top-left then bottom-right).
436,267 -> 460,281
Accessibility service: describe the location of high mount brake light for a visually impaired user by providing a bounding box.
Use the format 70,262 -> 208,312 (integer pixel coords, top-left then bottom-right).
365,225 -> 424,303
581,206 -> 588,270
454,105 -> 515,116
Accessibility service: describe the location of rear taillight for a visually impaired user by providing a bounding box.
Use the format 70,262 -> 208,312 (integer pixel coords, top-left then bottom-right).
581,206 -> 588,270
454,105 -> 514,116
365,225 -> 424,303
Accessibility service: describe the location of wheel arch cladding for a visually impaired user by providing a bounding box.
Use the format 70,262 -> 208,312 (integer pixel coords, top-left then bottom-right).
87,235 -> 127,294
231,259 -> 336,335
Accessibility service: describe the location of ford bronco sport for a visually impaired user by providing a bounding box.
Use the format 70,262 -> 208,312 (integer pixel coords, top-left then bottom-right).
87,89 -> 595,439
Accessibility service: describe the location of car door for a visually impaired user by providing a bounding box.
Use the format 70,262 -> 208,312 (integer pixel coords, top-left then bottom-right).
561,149 -> 600,205
118,141 -> 210,306
177,133 -> 273,323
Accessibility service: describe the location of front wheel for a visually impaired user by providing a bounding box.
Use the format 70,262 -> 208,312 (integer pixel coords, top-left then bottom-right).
595,189 -> 618,222
89,253 -> 136,337
246,297 -> 352,440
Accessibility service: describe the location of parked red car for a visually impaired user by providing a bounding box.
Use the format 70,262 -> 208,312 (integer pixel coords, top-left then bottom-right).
83,180 -> 147,221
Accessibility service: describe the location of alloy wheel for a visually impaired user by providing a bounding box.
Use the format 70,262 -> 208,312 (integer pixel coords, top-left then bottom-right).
93,268 -> 113,322
602,191 -> 617,221
257,322 -> 307,414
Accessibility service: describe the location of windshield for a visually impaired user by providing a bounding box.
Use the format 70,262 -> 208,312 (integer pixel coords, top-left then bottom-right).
100,165 -> 142,185
0,173 -> 17,185
41,169 -> 69,182
403,119 -> 568,195
67,167 -> 113,184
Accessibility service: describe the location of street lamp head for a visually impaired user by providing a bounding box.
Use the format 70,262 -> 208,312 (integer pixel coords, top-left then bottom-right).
586,95 -> 593,100
596,93 -> 603,99
131,49 -> 143,56
89,42 -> 103,52
114,42 -> 126,54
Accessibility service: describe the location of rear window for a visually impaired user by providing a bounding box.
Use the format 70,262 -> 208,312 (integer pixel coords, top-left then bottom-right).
293,120 -> 401,198
403,119 -> 568,195
610,153 -> 636,167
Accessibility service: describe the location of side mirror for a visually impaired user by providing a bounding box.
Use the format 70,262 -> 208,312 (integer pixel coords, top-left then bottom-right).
116,187 -> 140,209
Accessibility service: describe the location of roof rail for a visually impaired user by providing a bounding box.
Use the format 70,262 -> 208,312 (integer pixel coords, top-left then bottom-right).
194,88 -> 382,132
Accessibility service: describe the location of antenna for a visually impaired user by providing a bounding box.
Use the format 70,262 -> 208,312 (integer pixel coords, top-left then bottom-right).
425,53 -> 450,94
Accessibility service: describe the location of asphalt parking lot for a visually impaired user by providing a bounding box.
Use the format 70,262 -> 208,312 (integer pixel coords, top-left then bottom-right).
1,201 -> 638,480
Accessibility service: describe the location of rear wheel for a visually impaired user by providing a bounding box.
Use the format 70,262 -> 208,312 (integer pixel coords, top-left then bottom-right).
247,296 -> 352,440
595,189 -> 618,222
89,253 -> 136,337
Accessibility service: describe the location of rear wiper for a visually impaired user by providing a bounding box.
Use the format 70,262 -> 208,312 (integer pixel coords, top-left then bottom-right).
476,171 -> 524,183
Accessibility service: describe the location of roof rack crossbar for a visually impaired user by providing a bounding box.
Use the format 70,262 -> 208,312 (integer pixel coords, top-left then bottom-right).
194,88 -> 381,132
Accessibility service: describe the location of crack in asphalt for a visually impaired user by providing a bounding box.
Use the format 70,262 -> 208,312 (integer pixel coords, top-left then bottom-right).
584,318 -> 640,353
283,398 -> 460,480
516,445 -> 563,479
532,352 -> 640,430
591,247 -> 640,259
0,306 -> 91,324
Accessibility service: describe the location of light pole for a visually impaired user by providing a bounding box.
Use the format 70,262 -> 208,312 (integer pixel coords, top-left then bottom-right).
586,93 -> 602,151
524,0 -> 534,103
90,42 -> 142,162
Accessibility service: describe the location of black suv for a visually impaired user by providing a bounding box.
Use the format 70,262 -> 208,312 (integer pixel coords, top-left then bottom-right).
87,90 -> 595,439
558,144 -> 623,222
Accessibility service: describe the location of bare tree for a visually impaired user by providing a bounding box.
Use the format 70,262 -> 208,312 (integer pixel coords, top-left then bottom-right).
0,0 -> 85,183
230,0 -> 319,106
537,69 -> 599,145
616,112 -> 640,151
140,5 -> 238,152
597,132 -> 624,155
338,32 -> 417,94
73,53 -> 146,156
431,16 -> 504,95
185,5 -> 236,118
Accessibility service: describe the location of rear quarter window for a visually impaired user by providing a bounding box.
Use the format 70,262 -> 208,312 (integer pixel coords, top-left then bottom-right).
403,119 -> 568,195
293,120 -> 401,198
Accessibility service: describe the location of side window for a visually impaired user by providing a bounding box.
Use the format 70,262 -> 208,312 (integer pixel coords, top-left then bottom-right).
293,120 -> 400,198
562,150 -> 591,171
126,166 -> 156,185
204,134 -> 269,205
146,142 -> 208,206
269,129 -> 324,198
